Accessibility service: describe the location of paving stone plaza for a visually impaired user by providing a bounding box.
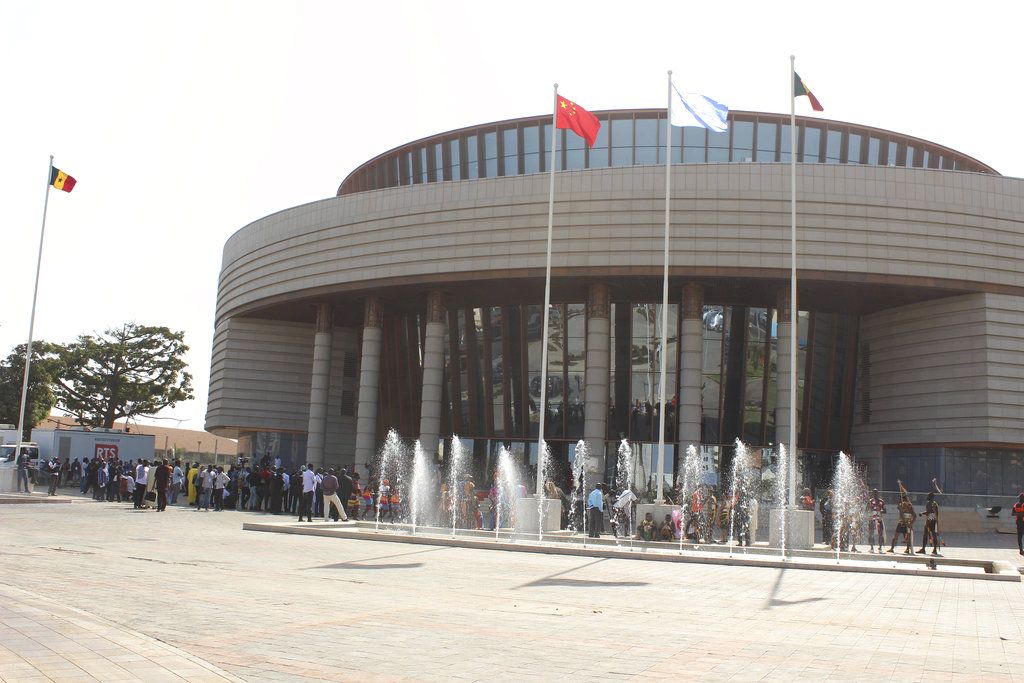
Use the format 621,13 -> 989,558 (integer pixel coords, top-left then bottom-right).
0,498 -> 1022,681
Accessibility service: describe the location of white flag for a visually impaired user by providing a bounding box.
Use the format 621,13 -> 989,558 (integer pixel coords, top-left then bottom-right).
670,83 -> 729,132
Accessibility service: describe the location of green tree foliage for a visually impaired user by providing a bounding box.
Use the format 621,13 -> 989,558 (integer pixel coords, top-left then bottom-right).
0,342 -> 64,438
55,323 -> 194,428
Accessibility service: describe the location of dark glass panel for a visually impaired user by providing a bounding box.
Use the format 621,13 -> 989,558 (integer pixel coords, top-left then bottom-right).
502,128 -> 518,176
489,307 -> 505,435
449,139 -> 461,181
523,125 -> 540,174
757,122 -> 777,162
780,124 -> 793,163
708,129 -> 729,162
847,133 -> 862,164
803,127 -> 821,163
466,135 -> 479,179
825,130 -> 842,164
731,120 -> 754,162
611,118 -> 633,167
701,304 -> 724,444
682,126 -> 706,163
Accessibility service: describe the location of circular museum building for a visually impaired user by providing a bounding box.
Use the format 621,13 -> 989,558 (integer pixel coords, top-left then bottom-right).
207,108 -> 1024,500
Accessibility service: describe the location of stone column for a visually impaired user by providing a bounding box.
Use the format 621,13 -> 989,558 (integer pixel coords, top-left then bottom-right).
418,290 -> 446,457
354,296 -> 383,477
583,283 -> 611,477
774,288 -> 793,451
679,283 -> 704,448
305,303 -> 333,468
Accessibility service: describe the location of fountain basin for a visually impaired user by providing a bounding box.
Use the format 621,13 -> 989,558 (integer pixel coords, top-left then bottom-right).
769,508 -> 815,549
240,520 -> 1020,582
515,497 -> 561,535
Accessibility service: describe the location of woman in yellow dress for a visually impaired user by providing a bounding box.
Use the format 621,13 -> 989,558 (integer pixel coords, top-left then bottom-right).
187,463 -> 199,505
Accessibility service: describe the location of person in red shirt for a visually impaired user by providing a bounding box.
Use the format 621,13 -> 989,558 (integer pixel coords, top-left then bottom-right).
1013,493 -> 1024,556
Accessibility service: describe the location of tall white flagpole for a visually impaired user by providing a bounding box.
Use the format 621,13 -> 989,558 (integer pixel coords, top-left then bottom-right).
655,71 -> 672,505
14,155 -> 55,472
788,56 -> 798,505
536,83 -> 559,496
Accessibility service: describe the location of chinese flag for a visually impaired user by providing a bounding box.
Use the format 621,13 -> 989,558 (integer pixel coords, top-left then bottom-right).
555,95 -> 601,148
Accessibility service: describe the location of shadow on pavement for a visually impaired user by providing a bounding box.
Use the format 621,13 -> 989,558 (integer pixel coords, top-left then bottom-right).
305,547 -> 443,571
514,557 -> 648,589
763,567 -> 825,610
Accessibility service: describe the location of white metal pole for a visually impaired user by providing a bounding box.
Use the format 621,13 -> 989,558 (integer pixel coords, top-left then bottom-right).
14,155 -> 54,470
788,56 -> 798,506
536,83 -> 558,496
656,70 -> 672,505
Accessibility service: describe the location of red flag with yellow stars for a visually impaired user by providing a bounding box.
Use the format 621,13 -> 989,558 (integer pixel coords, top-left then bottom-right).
555,95 -> 601,148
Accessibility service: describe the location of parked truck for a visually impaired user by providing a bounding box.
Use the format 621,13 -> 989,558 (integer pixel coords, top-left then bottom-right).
30,427 -> 155,465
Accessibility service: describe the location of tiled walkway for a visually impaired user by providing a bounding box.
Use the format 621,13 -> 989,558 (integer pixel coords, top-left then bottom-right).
0,583 -> 238,682
1,500 -> 1022,681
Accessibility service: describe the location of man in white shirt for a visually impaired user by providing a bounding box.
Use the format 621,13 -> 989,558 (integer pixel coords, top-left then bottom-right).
170,461 -> 184,505
133,461 -> 149,509
213,467 -> 229,511
298,465 -> 316,522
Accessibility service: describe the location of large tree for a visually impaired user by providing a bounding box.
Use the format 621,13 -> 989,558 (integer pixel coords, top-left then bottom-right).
55,323 -> 194,428
0,342 -> 64,438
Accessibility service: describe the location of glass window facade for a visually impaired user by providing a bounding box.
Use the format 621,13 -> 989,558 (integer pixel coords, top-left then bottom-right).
340,111 -> 994,195
883,446 -> 1024,497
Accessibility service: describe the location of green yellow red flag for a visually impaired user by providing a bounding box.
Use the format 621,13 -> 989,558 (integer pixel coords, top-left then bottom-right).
49,167 -> 76,192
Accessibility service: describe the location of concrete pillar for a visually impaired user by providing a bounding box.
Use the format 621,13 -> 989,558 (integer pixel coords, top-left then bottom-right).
305,303 -> 333,468
583,283 -> 611,477
679,283 -> 704,448
775,288 -> 793,449
354,296 -> 383,477
418,290 -> 446,457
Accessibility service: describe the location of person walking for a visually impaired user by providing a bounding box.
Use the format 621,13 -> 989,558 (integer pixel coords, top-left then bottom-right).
133,461 -> 148,509
213,467 -> 228,511
867,489 -> 887,553
196,465 -> 214,511
888,482 -> 916,554
917,492 -> 940,555
154,459 -> 171,511
586,483 -> 604,538
298,465 -> 316,522
1013,493 -> 1024,556
338,468 -> 355,521
15,448 -> 32,494
321,468 -> 348,521
169,461 -> 184,506
269,468 -> 284,514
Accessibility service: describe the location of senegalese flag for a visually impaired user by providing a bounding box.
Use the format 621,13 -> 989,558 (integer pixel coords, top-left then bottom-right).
49,167 -> 77,192
793,72 -> 823,112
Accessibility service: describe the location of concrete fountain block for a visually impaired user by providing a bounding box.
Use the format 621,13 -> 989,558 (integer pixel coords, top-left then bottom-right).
515,497 -> 562,534
768,508 -> 816,550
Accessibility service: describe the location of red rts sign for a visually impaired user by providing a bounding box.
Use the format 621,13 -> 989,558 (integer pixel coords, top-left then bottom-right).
95,444 -> 119,460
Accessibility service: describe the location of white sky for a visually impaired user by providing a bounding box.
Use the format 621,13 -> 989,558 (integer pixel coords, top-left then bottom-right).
3,1 -> 1022,431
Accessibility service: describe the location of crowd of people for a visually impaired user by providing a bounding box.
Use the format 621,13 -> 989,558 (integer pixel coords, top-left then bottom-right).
14,449 -> 1024,556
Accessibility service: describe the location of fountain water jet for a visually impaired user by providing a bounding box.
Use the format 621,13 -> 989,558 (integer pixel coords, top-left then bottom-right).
726,439 -> 757,556
493,445 -> 522,542
409,440 -> 432,535
375,429 -> 408,532
677,445 -> 701,553
775,443 -> 789,560
831,451 -> 865,563
568,440 -> 589,542
536,440 -> 552,542
615,439 -> 635,550
448,436 -> 468,538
